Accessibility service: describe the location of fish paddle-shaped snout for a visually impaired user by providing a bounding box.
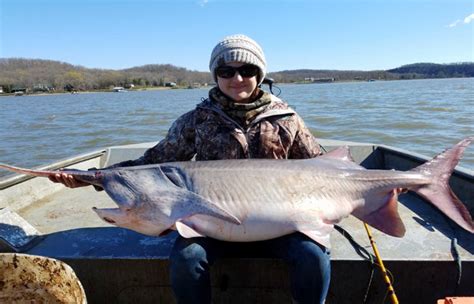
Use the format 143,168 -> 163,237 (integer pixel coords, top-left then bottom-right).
0,163 -> 104,187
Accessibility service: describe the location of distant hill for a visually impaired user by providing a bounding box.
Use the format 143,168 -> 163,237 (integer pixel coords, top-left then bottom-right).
0,58 -> 212,92
0,58 -> 472,93
387,62 -> 474,78
122,64 -> 211,87
269,63 -> 474,83
267,69 -> 398,83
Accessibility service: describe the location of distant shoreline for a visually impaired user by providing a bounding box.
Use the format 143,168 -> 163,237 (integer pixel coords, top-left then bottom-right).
1,59 -> 472,95
0,86 -> 180,97
2,77 -> 474,97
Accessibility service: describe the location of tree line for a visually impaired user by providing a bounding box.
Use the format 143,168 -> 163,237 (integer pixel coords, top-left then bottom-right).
0,58 -> 472,93
387,62 -> 474,79
0,59 -> 213,92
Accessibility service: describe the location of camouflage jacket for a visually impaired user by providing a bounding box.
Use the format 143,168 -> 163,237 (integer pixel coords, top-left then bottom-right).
114,90 -> 321,167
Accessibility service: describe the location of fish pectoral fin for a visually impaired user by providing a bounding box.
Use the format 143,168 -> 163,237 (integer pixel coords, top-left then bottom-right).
175,220 -> 206,238
177,192 -> 242,225
354,189 -> 406,237
300,230 -> 331,249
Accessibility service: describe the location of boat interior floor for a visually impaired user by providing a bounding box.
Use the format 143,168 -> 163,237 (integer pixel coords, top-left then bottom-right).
12,186 -> 474,261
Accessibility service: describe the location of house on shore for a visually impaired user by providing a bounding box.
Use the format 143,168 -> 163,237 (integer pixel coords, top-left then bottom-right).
305,77 -> 335,83
112,86 -> 127,92
33,84 -> 52,92
11,87 -> 27,94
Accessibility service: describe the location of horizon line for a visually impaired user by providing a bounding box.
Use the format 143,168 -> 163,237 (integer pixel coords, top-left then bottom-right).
1,57 -> 473,73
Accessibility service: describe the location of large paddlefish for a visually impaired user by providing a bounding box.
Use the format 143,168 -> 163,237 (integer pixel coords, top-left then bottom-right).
1,138 -> 473,248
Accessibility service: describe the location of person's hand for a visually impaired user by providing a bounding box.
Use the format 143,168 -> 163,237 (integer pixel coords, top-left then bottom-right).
48,171 -> 89,188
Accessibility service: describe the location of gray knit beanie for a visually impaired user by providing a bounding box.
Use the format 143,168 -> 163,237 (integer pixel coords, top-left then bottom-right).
209,34 -> 267,84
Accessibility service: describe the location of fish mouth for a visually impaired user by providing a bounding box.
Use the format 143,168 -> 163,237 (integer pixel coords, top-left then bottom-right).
92,207 -> 121,224
101,216 -> 115,224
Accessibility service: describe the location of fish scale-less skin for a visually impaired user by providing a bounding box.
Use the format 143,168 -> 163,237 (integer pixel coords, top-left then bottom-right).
176,160 -> 428,204
165,160 -> 432,245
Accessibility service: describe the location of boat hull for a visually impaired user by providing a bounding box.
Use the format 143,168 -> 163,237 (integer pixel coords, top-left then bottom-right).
1,139 -> 473,303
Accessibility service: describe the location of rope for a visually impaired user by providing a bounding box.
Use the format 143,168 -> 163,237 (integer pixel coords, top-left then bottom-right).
334,225 -> 375,303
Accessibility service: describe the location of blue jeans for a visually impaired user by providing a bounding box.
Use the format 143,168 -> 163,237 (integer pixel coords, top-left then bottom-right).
169,232 -> 331,304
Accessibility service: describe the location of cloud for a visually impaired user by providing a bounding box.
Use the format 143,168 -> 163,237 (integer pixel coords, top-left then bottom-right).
448,13 -> 474,28
448,19 -> 461,28
198,0 -> 209,7
464,13 -> 474,24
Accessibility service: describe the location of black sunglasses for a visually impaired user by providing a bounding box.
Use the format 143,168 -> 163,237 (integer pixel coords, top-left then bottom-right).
215,64 -> 259,79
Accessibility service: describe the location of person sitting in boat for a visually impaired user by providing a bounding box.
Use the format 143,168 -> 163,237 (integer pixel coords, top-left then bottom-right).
49,34 -> 330,304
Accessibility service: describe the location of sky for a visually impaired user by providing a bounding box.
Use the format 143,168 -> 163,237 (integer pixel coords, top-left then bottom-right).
0,0 -> 473,72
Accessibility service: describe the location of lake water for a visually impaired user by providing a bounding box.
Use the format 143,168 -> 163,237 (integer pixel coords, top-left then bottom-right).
0,78 -> 472,179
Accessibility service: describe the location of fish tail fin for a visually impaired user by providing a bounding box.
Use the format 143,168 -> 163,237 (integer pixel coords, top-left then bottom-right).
410,137 -> 474,233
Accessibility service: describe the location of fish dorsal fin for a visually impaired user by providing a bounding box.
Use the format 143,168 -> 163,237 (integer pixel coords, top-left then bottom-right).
319,146 -> 355,162
352,189 -> 406,237
175,220 -> 206,238
303,146 -> 362,170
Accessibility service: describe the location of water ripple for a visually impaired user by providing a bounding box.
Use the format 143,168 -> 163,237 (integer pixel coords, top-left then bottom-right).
0,78 -> 473,178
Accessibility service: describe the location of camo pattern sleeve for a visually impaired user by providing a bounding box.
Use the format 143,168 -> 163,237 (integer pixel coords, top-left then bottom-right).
288,113 -> 322,159
109,110 -> 197,167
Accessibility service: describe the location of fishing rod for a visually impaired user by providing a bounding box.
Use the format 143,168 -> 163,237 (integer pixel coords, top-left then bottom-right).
364,223 -> 399,304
